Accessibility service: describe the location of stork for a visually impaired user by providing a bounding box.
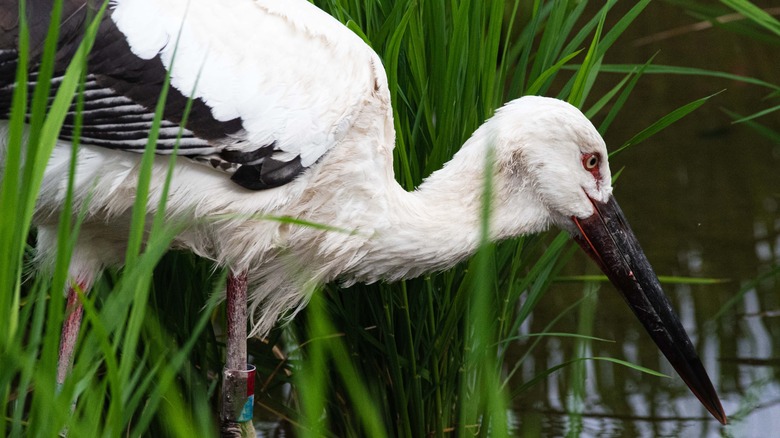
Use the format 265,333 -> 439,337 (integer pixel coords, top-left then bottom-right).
0,0 -> 727,428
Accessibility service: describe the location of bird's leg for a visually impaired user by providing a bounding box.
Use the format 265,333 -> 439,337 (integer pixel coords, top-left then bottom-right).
57,277 -> 93,389
220,270 -> 255,437
225,271 -> 248,371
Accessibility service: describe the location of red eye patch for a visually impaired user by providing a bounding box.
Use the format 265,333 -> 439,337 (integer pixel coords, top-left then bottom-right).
582,153 -> 601,181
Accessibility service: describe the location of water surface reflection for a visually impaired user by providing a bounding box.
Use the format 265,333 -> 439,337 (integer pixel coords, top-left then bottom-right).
512,2 -> 780,436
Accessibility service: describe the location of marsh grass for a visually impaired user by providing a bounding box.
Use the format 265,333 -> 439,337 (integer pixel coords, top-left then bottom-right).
1,2 -> 219,436
0,0 -> 738,437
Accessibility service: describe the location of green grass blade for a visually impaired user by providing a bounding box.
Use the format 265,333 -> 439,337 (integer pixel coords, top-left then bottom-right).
526,50 -> 583,96
612,91 -> 723,156
730,103 -> 780,124
593,53 -> 658,133
723,108 -> 780,142
593,64 -> 780,91
0,0 -> 31,346
511,356 -> 669,398
720,0 -> 780,36
568,9 -> 605,107
555,274 -> 729,284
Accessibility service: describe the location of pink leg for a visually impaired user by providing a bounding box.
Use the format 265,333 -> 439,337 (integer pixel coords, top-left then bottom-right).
39,226 -> 101,390
57,278 -> 92,388
220,270 -> 255,437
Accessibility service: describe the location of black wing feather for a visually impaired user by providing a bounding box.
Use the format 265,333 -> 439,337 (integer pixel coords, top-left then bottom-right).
0,0 -> 309,190
231,156 -> 306,190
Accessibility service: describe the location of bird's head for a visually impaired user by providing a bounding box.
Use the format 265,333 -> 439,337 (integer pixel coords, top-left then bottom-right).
484,96 -> 612,234
482,96 -> 727,424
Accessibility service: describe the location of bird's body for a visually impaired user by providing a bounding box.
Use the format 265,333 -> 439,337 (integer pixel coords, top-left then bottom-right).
6,0 -> 609,335
5,0 -> 395,333
1,0 -> 727,426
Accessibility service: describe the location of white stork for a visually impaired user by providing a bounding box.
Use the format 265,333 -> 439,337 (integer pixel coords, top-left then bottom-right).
0,0 -> 727,427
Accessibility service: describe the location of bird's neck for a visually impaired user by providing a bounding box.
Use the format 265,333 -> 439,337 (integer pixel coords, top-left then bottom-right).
347,131 -> 550,284
364,160 -> 484,282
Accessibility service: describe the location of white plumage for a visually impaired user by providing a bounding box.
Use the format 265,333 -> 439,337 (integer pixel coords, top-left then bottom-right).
0,0 -> 727,425
18,0 -> 609,336
113,0 -> 384,166
33,96 -> 609,337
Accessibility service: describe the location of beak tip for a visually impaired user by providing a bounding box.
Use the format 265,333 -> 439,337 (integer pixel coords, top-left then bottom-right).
703,398 -> 728,425
714,408 -> 728,425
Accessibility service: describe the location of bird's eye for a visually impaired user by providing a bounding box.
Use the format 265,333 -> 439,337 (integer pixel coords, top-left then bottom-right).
583,153 -> 599,170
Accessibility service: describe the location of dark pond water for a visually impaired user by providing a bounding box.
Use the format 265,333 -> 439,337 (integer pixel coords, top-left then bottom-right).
512,2 -> 780,437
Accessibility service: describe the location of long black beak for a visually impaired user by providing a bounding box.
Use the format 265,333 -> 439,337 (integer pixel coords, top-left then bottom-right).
571,195 -> 727,425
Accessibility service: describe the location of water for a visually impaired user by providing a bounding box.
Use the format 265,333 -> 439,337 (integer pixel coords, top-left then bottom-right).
512,2 -> 780,436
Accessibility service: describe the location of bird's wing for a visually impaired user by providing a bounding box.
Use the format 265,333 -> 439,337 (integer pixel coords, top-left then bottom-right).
0,0 -> 390,190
